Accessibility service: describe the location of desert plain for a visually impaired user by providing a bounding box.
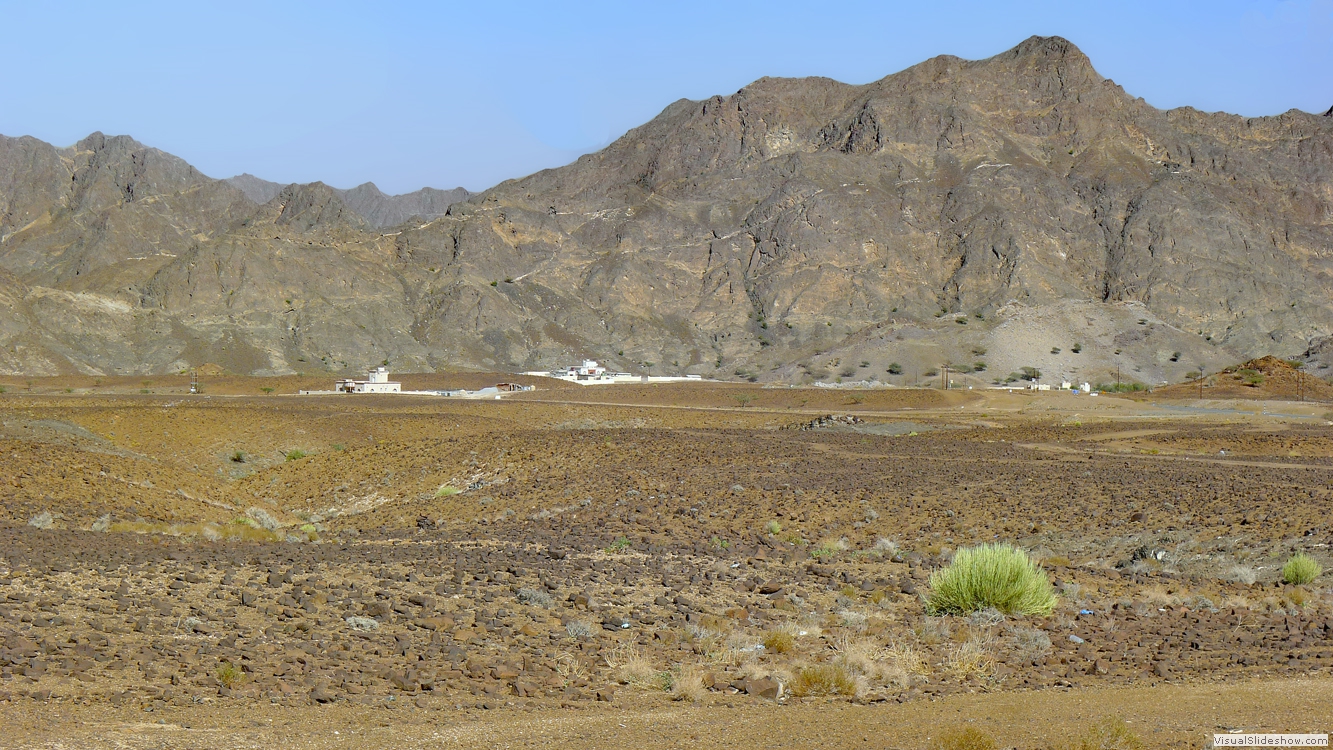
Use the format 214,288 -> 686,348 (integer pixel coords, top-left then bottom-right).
1,369 -> 1332,748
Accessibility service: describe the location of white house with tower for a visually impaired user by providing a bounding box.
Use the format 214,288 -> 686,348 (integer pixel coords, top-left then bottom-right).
335,366 -> 401,394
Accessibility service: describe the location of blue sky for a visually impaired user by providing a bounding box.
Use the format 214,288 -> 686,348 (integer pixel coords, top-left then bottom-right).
1,1 -> 1328,194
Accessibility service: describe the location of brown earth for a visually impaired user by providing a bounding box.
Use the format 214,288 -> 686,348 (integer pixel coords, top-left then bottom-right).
1,382 -> 1332,747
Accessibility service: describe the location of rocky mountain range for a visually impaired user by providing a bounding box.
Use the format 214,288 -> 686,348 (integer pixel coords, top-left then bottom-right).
1,36 -> 1330,386
225,174 -> 470,229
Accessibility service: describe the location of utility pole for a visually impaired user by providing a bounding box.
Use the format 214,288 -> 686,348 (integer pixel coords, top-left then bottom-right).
1115,365 -> 1121,392
940,364 -> 950,390
1197,365 -> 1204,400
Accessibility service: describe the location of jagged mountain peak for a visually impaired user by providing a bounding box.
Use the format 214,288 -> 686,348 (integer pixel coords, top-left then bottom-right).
267,181 -> 367,231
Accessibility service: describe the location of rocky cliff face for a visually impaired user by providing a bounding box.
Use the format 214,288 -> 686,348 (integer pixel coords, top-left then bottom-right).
1,37 -> 1330,383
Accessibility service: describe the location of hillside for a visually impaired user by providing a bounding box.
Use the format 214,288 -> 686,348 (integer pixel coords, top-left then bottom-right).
1153,355 -> 1333,401
1,36 -> 1330,379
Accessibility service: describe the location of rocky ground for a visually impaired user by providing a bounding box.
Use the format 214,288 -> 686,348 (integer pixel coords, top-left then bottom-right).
1,377 -> 1332,746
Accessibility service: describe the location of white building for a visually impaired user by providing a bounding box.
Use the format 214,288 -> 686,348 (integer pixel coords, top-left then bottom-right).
335,366 -> 401,394
563,360 -> 608,379
522,358 -> 709,386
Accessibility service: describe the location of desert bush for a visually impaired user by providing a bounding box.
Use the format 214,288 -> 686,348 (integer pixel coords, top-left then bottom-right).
927,543 -> 1057,616
837,609 -> 869,632
1237,368 -> 1264,386
1283,552 -> 1322,585
200,523 -> 222,541
517,587 -> 553,608
230,451 -> 246,463
1096,381 -> 1147,393
1065,717 -> 1143,750
345,616 -> 379,631
763,629 -> 796,654
284,449 -> 307,461
215,661 -> 244,688
874,537 -> 900,556
1011,625 -> 1052,661
434,485 -> 460,497
1224,565 -> 1257,585
27,511 -> 53,529
566,620 -> 595,640
811,537 -> 849,560
91,514 -> 111,533
765,519 -> 782,534
246,507 -> 281,531
605,536 -> 631,553
930,727 -> 998,750
966,607 -> 1006,628
684,622 -> 720,643
789,663 -> 860,697
913,616 -> 953,644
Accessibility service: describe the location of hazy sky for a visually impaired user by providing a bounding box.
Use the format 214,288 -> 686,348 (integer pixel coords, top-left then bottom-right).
1,1 -> 1328,194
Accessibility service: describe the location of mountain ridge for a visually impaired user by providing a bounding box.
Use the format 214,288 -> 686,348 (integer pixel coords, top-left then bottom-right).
224,173 -> 471,229
0,36 -> 1330,384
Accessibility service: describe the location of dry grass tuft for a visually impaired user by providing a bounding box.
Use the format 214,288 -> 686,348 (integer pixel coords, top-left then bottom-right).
612,647 -> 660,688
762,629 -> 796,654
944,639 -> 995,681
788,663 -> 861,697
669,665 -> 707,702
106,519 -> 283,543
930,726 -> 998,750
1063,717 -> 1143,750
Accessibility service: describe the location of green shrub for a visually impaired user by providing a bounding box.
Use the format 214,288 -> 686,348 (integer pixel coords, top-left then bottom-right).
1282,552 -> 1322,585
285,449 -> 307,461
216,661 -> 244,689
765,520 -> 782,534
1095,382 -> 1147,393
605,536 -> 631,553
926,543 -> 1056,616
1238,368 -> 1265,386
434,485 -> 460,497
